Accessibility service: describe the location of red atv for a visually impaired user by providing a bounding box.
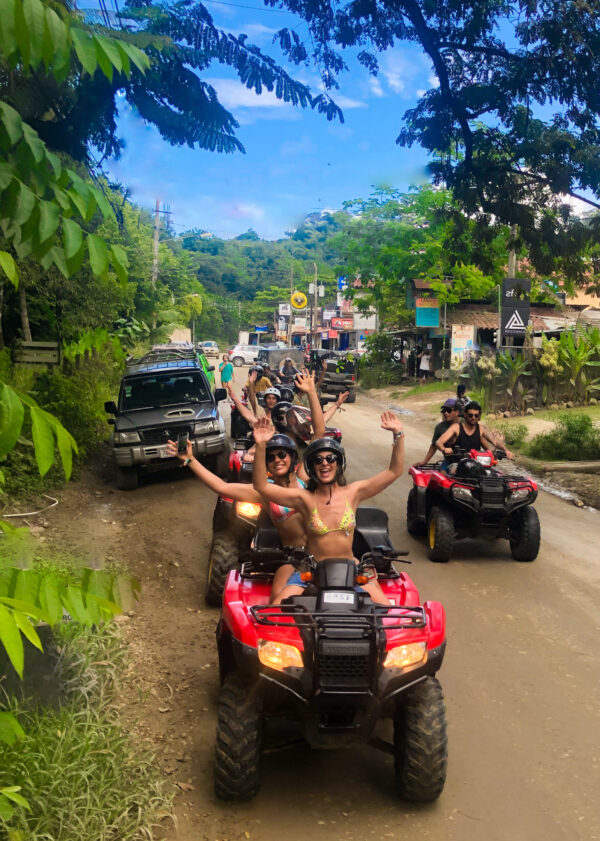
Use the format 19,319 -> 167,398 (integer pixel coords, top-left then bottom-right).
407,448 -> 540,563
214,508 -> 448,803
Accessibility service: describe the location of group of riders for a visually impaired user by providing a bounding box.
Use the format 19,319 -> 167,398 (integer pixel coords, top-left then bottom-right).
166,372 -> 512,605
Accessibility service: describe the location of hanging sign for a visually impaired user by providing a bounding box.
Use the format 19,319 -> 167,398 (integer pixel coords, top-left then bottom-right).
331,317 -> 354,329
279,302 -> 291,316
502,277 -> 530,337
291,291 -> 308,309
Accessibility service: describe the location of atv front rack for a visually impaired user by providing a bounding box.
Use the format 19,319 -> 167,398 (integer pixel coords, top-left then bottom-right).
250,603 -> 427,631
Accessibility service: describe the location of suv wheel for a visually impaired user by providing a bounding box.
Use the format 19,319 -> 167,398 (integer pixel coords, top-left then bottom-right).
345,391 -> 357,404
206,531 -> 239,606
427,505 -> 454,562
232,356 -> 244,367
509,506 -> 540,561
115,466 -> 138,491
393,677 -> 447,802
214,672 -> 262,801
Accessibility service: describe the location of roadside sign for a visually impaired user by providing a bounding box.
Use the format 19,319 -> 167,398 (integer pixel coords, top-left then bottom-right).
502,277 -> 530,337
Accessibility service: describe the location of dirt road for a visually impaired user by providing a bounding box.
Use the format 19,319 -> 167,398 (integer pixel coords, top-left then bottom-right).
43,390 -> 600,841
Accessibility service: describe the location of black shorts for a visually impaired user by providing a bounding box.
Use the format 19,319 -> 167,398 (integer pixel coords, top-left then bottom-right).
420,369 -> 431,379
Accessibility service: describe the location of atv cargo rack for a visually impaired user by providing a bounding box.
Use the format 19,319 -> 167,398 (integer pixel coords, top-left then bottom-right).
250,603 -> 427,631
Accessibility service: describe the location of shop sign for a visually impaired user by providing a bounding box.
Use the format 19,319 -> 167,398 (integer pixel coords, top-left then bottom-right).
451,324 -> 475,360
328,330 -> 339,339
416,306 -> 440,327
278,302 -> 291,316
331,317 -> 354,329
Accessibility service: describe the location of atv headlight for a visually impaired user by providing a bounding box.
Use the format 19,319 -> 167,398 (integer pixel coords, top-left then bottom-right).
510,488 -> 530,503
452,485 -> 473,502
475,454 -> 492,466
236,501 -> 261,519
114,431 -> 140,444
258,639 -> 303,671
383,641 -> 427,670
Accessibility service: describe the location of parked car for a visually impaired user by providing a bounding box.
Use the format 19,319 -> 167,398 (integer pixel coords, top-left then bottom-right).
104,351 -> 228,490
256,346 -> 304,370
197,340 -> 219,359
228,344 -> 260,366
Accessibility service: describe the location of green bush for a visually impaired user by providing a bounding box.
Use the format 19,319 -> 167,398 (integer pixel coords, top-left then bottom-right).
527,412 -> 600,461
489,421 -> 528,449
360,364 -> 402,389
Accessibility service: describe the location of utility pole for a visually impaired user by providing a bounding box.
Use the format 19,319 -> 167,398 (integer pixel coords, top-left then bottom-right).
288,260 -> 294,345
313,262 -> 318,342
151,199 -> 160,330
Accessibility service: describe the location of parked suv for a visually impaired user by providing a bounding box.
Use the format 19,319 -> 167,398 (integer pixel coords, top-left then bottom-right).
228,344 -> 260,366
105,349 -> 228,490
197,340 -> 219,359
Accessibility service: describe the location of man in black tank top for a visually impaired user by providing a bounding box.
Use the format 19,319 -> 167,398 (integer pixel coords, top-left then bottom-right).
435,401 -> 514,465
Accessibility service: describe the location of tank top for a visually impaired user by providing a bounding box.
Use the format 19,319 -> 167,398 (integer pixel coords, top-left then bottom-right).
456,422 -> 482,452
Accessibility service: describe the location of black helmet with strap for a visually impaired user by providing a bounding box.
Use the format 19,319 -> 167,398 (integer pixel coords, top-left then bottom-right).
304,437 -> 346,480
265,433 -> 298,465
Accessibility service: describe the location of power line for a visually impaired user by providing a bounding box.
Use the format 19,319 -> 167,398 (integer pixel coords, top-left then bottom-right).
203,0 -> 292,13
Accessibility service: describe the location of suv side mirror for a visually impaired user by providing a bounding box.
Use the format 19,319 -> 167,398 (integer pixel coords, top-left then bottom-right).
104,400 -> 118,414
207,365 -> 215,372
214,388 -> 227,402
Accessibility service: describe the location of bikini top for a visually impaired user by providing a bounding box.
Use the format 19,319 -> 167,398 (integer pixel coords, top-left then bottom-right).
309,495 -> 356,536
268,477 -> 305,523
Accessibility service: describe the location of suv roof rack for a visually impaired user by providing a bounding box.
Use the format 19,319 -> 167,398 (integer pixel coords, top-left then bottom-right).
127,347 -> 197,368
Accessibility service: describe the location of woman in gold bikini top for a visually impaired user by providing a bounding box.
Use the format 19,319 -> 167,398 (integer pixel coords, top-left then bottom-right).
253,413 -> 405,605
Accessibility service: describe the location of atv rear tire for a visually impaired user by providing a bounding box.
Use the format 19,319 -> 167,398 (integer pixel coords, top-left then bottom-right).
394,676 -> 448,802
205,532 -> 239,606
115,466 -> 138,491
427,506 -> 454,562
214,672 -> 263,801
509,506 -> 540,562
406,488 -> 426,536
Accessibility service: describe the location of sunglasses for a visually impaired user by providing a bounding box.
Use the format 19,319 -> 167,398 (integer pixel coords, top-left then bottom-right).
266,450 -> 290,462
440,407 -> 455,414
466,412 -> 481,419
313,453 -> 338,465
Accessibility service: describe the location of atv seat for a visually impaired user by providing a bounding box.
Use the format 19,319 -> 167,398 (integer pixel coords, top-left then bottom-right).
353,507 -> 394,558
253,511 -> 283,550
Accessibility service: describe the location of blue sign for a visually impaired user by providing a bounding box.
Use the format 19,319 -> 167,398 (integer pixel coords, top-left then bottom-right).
337,276 -> 348,290
415,306 -> 440,328
254,326 -> 268,332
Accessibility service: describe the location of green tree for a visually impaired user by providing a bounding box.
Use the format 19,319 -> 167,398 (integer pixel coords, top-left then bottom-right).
272,0 -> 600,282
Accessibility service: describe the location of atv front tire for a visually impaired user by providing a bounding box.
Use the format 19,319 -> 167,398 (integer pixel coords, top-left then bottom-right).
427,506 -> 454,562
115,466 -> 138,491
214,672 -> 263,801
205,531 -> 239,606
509,506 -> 540,562
406,488 -> 426,536
394,676 -> 448,802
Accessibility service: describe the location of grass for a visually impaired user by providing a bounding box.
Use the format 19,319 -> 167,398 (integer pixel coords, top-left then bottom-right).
1,620 -> 172,841
527,412 -> 600,461
401,380 -> 455,400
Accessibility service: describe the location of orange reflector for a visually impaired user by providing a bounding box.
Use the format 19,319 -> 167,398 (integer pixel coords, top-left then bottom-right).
300,571 -> 312,582
356,575 -> 368,585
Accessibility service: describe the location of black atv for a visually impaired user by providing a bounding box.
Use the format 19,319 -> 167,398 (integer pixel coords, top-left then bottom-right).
407,447 -> 540,563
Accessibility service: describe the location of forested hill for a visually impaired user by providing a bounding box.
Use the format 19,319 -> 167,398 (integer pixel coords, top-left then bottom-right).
179,211 -> 348,301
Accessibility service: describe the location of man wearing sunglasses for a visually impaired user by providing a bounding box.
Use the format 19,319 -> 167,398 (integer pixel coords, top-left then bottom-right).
435,400 -> 513,464
415,398 -> 460,466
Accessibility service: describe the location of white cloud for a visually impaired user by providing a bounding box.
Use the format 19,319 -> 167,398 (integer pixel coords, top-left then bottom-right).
226,23 -> 277,43
379,49 -> 433,99
368,77 -> 385,98
227,202 -> 265,221
280,135 -> 316,157
207,78 -> 291,109
334,94 -> 367,109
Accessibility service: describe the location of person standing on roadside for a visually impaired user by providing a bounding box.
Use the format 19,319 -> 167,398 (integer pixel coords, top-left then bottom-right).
218,354 -> 234,387
418,348 -> 431,385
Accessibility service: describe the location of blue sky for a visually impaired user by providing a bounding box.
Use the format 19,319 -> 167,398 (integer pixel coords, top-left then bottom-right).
104,2 -> 437,239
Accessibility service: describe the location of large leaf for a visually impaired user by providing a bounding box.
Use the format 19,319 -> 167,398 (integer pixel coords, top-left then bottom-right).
38,199 -> 60,243
0,102 -> 23,147
0,383 -> 25,458
54,422 -> 74,479
0,712 -> 25,746
0,602 -> 24,677
0,786 -> 30,810
0,249 -> 18,286
87,232 -> 109,276
30,405 -> 55,477
12,609 -> 43,651
38,577 -> 62,625
71,26 -> 97,75
62,216 -> 84,260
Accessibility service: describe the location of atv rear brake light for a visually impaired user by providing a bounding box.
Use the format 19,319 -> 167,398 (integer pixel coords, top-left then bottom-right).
236,501 -> 262,519
451,485 -> 474,502
258,639 -> 303,671
383,641 -> 426,670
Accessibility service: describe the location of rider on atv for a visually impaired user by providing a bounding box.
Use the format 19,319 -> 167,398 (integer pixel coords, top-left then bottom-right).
252,412 -> 405,605
435,400 -> 513,470
416,398 -> 461,466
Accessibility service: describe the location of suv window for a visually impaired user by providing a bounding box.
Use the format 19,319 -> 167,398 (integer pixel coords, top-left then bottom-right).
120,372 -> 211,411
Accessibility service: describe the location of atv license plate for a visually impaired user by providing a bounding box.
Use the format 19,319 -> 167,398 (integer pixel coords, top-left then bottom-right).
323,592 -> 355,605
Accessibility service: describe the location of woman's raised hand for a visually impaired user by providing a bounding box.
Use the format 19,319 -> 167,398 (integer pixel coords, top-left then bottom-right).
294,368 -> 315,393
166,438 -> 193,462
380,410 -> 403,435
253,416 -> 275,444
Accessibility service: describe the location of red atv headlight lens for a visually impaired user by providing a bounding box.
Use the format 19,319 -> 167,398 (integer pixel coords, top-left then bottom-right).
258,639 -> 303,671
383,641 -> 427,670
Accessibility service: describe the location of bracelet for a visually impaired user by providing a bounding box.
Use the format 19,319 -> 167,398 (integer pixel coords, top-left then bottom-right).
182,457 -> 192,467
393,431 -> 404,443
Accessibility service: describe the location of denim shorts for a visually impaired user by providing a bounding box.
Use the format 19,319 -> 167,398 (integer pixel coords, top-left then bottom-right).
286,570 -> 365,593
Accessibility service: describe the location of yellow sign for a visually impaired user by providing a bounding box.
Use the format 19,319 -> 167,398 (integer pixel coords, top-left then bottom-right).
291,290 -> 307,309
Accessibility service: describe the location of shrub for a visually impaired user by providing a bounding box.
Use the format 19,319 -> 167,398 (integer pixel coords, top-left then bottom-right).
527,412 -> 600,461
489,422 -> 528,449
360,364 -> 402,389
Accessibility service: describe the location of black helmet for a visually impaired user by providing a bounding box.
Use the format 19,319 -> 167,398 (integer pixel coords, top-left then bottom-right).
455,458 -> 485,479
304,437 -> 346,480
271,400 -> 293,427
249,364 -> 264,377
265,434 -> 298,464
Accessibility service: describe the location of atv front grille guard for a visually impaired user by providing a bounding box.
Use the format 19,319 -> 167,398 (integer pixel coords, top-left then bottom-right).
249,604 -> 427,631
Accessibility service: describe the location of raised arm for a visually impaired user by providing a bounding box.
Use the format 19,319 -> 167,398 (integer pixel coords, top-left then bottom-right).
294,369 -> 326,439
350,412 -> 404,504
166,438 -> 261,503
252,418 -> 308,509
226,382 -> 256,426
323,391 -> 349,426
246,369 -> 259,414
